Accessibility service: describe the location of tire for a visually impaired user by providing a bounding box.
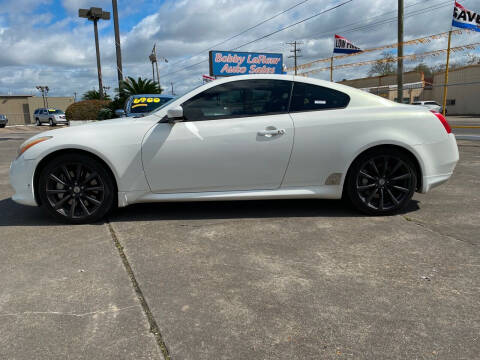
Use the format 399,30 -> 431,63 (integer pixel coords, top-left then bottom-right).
36,118 -> 41,126
346,148 -> 417,216
49,119 -> 55,126
0,124 -> 5,128
38,153 -> 116,224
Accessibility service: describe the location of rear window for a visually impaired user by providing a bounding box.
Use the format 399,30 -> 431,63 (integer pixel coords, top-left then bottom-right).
290,82 -> 350,112
425,101 -> 439,106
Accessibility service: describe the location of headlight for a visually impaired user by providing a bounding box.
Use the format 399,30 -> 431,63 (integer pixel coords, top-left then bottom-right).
17,136 -> 52,158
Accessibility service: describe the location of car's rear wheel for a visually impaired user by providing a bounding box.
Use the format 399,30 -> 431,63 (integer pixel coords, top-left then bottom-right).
36,118 -> 40,126
38,154 -> 115,224
0,124 -> 5,128
346,149 -> 417,215
49,119 -> 55,126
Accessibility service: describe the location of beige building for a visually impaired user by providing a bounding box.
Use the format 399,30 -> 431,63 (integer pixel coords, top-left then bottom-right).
339,64 -> 480,115
0,95 -> 74,126
432,64 -> 480,116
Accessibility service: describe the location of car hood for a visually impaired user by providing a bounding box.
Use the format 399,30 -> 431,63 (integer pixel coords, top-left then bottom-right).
22,116 -> 155,146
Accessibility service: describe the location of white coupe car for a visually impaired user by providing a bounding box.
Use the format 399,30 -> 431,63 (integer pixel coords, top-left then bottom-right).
10,75 -> 459,224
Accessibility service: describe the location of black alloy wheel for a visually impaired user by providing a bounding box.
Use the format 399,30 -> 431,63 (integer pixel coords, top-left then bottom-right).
347,149 -> 417,215
36,118 -> 40,126
49,119 -> 55,126
38,154 -> 115,223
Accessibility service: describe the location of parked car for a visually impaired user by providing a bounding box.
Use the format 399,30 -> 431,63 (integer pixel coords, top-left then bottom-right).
34,108 -> 69,126
10,74 -> 458,224
115,94 -> 175,118
412,101 -> 445,114
0,114 -> 8,128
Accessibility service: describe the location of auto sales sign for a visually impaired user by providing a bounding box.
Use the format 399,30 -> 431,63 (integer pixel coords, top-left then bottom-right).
209,51 -> 284,76
452,1 -> 480,32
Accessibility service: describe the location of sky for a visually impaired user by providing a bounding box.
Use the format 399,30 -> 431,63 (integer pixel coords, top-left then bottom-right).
0,0 -> 479,98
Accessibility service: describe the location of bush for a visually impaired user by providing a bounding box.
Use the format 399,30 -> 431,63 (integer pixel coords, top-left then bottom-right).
65,100 -> 111,121
97,107 -> 113,120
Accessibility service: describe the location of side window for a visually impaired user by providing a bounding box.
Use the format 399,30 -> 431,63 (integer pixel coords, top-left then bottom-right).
182,79 -> 292,121
290,82 -> 350,112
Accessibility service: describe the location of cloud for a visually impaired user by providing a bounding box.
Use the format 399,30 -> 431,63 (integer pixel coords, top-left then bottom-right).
0,0 -> 479,97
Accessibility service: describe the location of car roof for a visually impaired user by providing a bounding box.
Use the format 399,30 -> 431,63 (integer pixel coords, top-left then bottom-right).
168,74 -> 395,109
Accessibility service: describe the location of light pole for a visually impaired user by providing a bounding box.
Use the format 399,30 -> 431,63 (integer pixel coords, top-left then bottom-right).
397,0 -> 404,103
79,7 -> 110,100
111,0 -> 123,90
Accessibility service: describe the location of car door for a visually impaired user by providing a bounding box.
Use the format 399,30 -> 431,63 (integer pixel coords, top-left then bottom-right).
40,109 -> 48,123
142,79 -> 294,193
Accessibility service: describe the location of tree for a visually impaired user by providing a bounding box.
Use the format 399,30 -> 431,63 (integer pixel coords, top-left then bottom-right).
119,76 -> 163,97
82,89 -> 111,101
368,51 -> 396,76
413,63 -> 433,78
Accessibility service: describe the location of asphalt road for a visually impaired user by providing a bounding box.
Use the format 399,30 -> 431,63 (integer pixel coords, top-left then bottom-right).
448,116 -> 480,139
1,125 -> 479,359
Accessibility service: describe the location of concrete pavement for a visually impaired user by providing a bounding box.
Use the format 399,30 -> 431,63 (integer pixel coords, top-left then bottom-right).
1,126 -> 479,359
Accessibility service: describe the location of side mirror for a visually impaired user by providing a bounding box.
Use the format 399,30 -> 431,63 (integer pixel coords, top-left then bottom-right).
166,106 -> 184,123
115,109 -> 126,117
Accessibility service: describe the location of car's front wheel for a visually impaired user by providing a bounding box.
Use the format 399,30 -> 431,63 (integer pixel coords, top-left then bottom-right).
38,154 -> 116,224
36,118 -> 41,126
49,119 -> 55,126
346,149 -> 417,215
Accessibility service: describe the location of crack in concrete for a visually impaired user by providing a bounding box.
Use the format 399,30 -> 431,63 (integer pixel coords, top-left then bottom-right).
402,215 -> 477,247
0,305 -> 139,318
106,221 -> 171,360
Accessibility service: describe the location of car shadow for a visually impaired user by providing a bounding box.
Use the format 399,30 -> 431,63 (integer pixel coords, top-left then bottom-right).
108,198 -> 421,223
0,197 -> 420,227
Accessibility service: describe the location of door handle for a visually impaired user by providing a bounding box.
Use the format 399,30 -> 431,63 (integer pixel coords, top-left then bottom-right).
258,129 -> 286,137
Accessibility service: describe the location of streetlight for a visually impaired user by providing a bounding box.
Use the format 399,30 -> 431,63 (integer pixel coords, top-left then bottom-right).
79,7 -> 110,100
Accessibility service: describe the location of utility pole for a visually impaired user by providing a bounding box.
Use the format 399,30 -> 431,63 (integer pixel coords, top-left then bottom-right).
36,86 -> 49,108
171,82 -> 174,96
149,44 -> 168,91
287,41 -> 302,75
397,0 -> 404,103
79,7 -> 111,100
112,0 -> 123,91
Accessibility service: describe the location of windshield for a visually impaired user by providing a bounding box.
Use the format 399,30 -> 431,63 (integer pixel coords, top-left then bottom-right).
48,109 -> 64,114
128,96 -> 174,114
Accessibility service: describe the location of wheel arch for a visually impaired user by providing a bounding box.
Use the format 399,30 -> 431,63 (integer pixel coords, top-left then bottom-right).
342,144 -> 423,197
33,148 -> 119,206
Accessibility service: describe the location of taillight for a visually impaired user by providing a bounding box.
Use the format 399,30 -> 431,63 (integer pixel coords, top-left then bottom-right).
430,110 -> 451,134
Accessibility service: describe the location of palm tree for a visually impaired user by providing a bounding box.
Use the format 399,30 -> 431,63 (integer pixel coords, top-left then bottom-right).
82,89 -> 111,100
119,77 -> 162,97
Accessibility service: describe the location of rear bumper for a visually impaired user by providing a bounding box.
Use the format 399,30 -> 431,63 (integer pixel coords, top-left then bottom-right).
415,134 -> 459,193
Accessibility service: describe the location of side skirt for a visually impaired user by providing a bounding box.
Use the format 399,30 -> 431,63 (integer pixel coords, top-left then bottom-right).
118,186 -> 342,207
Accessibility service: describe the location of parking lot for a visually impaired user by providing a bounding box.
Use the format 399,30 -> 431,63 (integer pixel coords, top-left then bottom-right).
1,126 -> 479,359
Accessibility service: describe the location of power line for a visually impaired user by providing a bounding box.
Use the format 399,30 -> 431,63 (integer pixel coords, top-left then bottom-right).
167,0 -> 311,70
162,0 -> 354,79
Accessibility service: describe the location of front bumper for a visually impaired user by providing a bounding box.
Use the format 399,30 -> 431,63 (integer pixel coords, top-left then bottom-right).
415,134 -> 459,193
9,156 -> 38,206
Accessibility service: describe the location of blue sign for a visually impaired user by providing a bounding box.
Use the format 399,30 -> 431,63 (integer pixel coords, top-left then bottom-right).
209,51 -> 284,76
